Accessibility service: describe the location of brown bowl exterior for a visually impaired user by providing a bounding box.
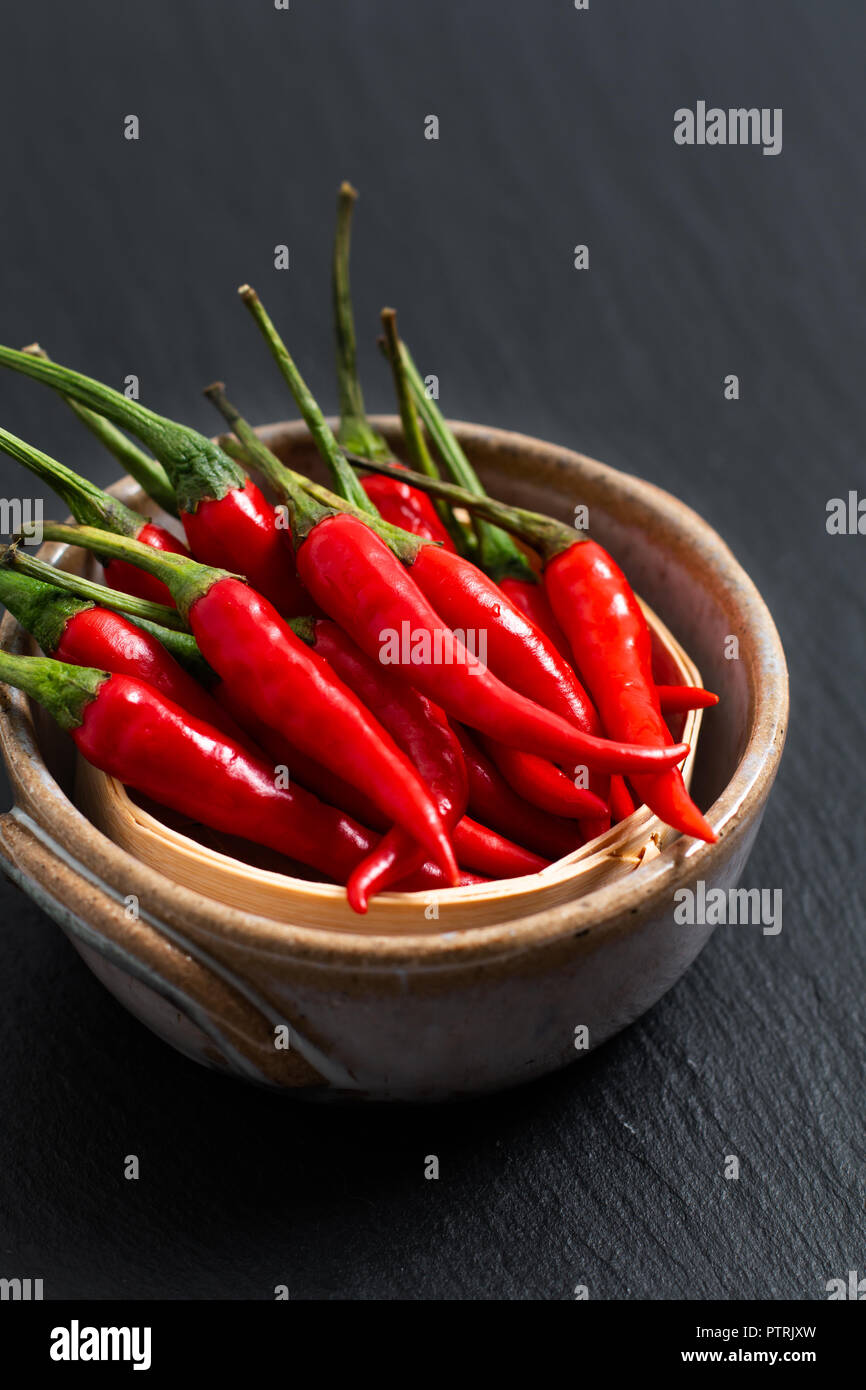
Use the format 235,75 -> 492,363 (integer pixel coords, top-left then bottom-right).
0,420 -> 788,1100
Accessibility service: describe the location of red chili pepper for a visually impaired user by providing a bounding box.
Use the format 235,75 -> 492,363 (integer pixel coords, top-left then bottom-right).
220,649 -> 531,894
296,513 -> 687,776
0,350 -> 311,618
348,826 -> 446,914
286,617 -> 467,912
0,559 -> 258,749
215,679 -> 389,828
72,677 -> 380,884
223,305 -> 630,811
41,522 -> 459,882
498,576 -> 572,661
609,775 -> 637,824
404,540 -> 613,834
455,726 -> 582,861
544,540 -> 714,840
59,610 -> 251,745
0,650 -> 461,890
452,818 -> 548,878
0,425 -> 188,609
481,738 -> 609,820
103,520 -> 190,607
405,542 -> 601,729
360,471 -> 457,549
656,684 -> 719,714
178,474 -> 311,618
353,461 -> 717,844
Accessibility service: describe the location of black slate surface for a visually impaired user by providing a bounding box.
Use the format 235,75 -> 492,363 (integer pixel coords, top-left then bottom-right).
0,0 -> 863,1300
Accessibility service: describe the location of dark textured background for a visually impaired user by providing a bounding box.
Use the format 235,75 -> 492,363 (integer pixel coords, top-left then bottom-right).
0,0 -> 863,1300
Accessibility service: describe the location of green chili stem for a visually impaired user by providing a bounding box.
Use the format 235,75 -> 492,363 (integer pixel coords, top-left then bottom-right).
204,380 -> 423,565
38,522 -> 233,623
2,546 -> 187,630
332,189 -> 470,552
379,309 -> 476,555
332,183 -> 390,462
3,547 -> 223,684
0,425 -> 143,538
0,558 -> 91,654
379,312 -> 437,479
344,454 -> 580,562
23,345 -> 178,517
203,382 -> 341,544
215,426 -> 355,519
216,428 -> 345,516
396,337 -> 535,582
0,648 -> 106,731
238,283 -> 377,516
0,343 -> 247,512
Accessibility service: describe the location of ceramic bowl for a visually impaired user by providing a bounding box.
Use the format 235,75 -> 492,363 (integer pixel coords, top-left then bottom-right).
0,419 -> 788,1100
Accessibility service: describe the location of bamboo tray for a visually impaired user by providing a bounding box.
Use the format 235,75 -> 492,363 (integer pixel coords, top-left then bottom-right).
74,595 -> 704,936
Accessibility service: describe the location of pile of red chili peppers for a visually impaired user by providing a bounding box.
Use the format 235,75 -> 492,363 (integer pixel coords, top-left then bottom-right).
0,184 -> 718,915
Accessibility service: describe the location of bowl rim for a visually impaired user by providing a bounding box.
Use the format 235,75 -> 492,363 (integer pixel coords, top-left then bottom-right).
0,416 -> 788,970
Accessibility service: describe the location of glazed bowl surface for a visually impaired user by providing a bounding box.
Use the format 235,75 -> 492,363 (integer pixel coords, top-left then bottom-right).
0,419 -> 788,1100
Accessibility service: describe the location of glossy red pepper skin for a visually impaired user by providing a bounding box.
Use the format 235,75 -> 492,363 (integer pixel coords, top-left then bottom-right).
609,775 -> 637,824
296,515 -> 689,777
545,540 -> 715,842
348,806 -> 460,913
217,678 -> 486,892
402,542 -> 613,834
214,680 -> 386,828
361,473 -> 456,551
301,620 -> 467,912
408,544 -> 600,733
481,739 -> 609,820
455,726 -> 582,862
185,576 -> 458,880
181,479 -> 311,619
309,620 -> 467,813
656,684 -> 719,714
396,863 -> 487,892
103,520 -> 190,609
77,661 -> 470,900
283,619 -> 543,905
497,577 -> 572,662
452,818 -> 547,878
221,657 -> 522,893
72,674 -> 382,883
54,606 -> 249,746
